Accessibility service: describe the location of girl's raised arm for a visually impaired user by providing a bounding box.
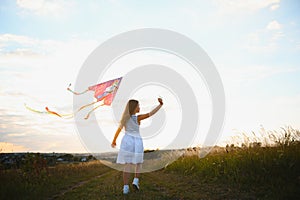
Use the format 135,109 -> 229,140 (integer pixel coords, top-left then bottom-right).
138,98 -> 163,123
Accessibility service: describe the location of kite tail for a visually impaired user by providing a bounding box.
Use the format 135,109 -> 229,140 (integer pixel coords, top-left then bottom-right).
45,101 -> 98,118
67,83 -> 89,95
76,101 -> 98,113
84,103 -> 105,120
25,101 -> 99,119
24,104 -> 48,114
25,104 -> 72,118
45,107 -> 63,117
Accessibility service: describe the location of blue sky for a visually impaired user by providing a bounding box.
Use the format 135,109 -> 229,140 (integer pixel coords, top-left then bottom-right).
0,0 -> 300,152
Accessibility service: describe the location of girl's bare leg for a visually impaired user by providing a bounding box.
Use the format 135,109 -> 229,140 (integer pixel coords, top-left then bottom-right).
135,163 -> 142,178
123,164 -> 132,185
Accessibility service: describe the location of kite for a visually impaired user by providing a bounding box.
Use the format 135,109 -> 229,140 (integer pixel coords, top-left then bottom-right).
25,77 -> 122,119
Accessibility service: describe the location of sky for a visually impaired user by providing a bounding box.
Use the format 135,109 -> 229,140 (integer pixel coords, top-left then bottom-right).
0,0 -> 300,153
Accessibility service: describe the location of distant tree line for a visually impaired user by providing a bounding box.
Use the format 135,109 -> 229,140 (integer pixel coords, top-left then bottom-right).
0,153 -> 96,170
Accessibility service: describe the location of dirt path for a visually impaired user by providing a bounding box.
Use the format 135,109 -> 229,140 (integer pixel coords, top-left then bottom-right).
53,169 -> 172,200
51,169 -> 256,200
49,170 -> 114,200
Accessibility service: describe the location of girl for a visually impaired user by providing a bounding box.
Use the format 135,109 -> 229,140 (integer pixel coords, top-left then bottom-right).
111,98 -> 163,194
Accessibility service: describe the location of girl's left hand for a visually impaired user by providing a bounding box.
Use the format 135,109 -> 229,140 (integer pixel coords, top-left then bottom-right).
111,142 -> 116,148
158,98 -> 163,105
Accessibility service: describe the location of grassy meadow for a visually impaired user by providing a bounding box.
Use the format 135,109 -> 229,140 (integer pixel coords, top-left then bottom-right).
0,127 -> 299,199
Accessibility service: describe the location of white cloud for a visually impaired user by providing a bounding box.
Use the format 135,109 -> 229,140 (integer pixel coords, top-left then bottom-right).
214,0 -> 280,14
266,20 -> 282,30
270,4 -> 280,10
0,33 -> 97,63
0,33 -> 62,56
2,48 -> 41,57
16,0 -> 71,17
220,64 -> 298,86
0,33 -> 38,46
297,43 -> 300,50
244,20 -> 284,53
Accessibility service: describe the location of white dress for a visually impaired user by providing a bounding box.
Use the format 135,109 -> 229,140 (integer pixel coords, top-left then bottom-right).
116,115 -> 144,164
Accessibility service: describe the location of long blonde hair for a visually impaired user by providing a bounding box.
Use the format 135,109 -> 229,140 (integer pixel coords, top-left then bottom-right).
119,99 -> 139,127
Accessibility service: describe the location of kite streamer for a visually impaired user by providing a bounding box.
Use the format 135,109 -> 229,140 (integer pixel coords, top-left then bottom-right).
24,103 -> 48,114
25,77 -> 122,119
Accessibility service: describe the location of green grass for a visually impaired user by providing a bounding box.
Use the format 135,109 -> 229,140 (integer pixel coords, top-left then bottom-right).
0,161 -> 111,200
1,127 -> 299,199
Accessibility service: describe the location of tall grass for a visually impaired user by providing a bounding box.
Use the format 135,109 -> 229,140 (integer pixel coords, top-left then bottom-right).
0,160 -> 109,199
165,127 -> 300,199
